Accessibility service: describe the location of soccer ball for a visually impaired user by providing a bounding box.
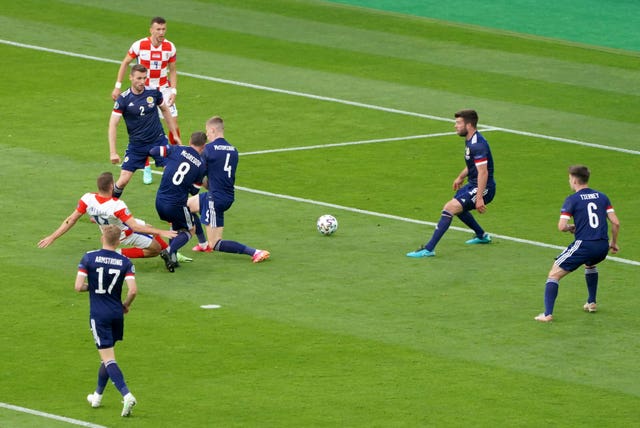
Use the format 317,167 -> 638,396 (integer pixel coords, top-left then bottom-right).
317,214 -> 338,235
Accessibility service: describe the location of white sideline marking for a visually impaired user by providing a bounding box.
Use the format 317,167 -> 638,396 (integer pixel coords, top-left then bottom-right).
201,304 -> 221,309
0,402 -> 107,428
236,186 -> 640,267
1,39 -> 638,156
6,38 -> 638,267
241,131 -> 457,155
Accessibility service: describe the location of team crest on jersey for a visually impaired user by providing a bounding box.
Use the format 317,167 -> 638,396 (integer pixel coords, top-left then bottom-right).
146,96 -> 155,108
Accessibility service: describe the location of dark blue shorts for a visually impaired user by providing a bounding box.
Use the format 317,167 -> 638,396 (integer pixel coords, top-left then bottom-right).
555,239 -> 609,272
156,201 -> 194,231
121,134 -> 169,171
199,193 -> 233,228
90,317 -> 123,349
454,183 -> 496,211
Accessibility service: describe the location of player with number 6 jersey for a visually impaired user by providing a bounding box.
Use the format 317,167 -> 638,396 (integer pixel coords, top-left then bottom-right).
534,165 -> 620,322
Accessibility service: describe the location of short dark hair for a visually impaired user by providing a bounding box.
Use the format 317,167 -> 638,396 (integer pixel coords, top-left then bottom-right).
97,172 -> 114,193
150,17 -> 166,26
569,165 -> 590,184
190,131 -> 207,147
454,109 -> 479,128
131,64 -> 147,75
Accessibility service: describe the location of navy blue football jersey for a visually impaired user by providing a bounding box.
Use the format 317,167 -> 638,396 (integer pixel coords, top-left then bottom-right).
560,188 -> 614,241
153,145 -> 205,205
464,131 -> 495,188
113,87 -> 165,145
77,249 -> 135,319
202,138 -> 238,202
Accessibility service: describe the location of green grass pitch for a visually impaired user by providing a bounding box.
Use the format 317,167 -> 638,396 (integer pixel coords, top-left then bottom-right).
1,0 -> 639,426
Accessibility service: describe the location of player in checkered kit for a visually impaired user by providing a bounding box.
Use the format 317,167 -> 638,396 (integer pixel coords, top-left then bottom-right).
112,17 -> 181,184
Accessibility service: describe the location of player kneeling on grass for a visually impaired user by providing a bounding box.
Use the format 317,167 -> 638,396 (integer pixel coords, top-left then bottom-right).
188,116 -> 269,263
187,191 -> 269,263
534,165 -> 620,323
76,225 -> 137,417
150,131 -> 207,272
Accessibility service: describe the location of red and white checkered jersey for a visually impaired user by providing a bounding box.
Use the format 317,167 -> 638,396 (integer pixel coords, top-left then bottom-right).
128,37 -> 177,89
77,193 -> 134,240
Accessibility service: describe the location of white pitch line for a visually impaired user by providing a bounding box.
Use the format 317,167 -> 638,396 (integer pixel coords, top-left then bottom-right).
6,38 -> 638,266
241,131 -> 457,156
236,186 -> 640,267
1,39 -> 637,155
0,402 -> 108,428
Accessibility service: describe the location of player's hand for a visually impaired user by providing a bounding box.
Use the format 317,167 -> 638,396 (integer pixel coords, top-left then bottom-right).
476,198 -> 486,214
609,243 -> 619,254
161,230 -> 178,239
166,93 -> 176,106
172,135 -> 182,146
122,303 -> 130,314
566,224 -> 576,233
111,88 -> 122,101
452,177 -> 464,190
37,237 -> 53,248
110,153 -> 121,164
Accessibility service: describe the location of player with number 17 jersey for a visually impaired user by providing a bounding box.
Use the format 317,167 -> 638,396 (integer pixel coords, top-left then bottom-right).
78,248 -> 135,319
560,189 -> 614,241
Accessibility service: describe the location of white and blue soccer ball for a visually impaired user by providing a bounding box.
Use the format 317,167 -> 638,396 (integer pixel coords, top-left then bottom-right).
316,214 -> 338,236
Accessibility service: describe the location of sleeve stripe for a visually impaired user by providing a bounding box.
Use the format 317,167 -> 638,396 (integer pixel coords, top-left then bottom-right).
474,157 -> 488,165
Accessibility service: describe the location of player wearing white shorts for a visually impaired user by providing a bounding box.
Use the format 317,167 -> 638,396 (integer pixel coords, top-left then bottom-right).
38,172 -> 176,259
111,16 -> 180,183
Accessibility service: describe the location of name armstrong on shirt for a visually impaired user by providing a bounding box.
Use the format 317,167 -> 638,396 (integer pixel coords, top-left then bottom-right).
95,256 -> 124,266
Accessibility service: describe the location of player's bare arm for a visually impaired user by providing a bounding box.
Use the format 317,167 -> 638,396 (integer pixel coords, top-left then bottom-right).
108,114 -> 122,164
167,61 -> 178,106
160,103 -> 181,144
122,278 -> 137,313
453,167 -> 468,190
38,210 -> 83,248
557,217 -> 575,233
475,164 -> 488,213
123,218 -> 177,240
74,274 -> 89,292
608,211 -> 620,253
111,55 -> 134,100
